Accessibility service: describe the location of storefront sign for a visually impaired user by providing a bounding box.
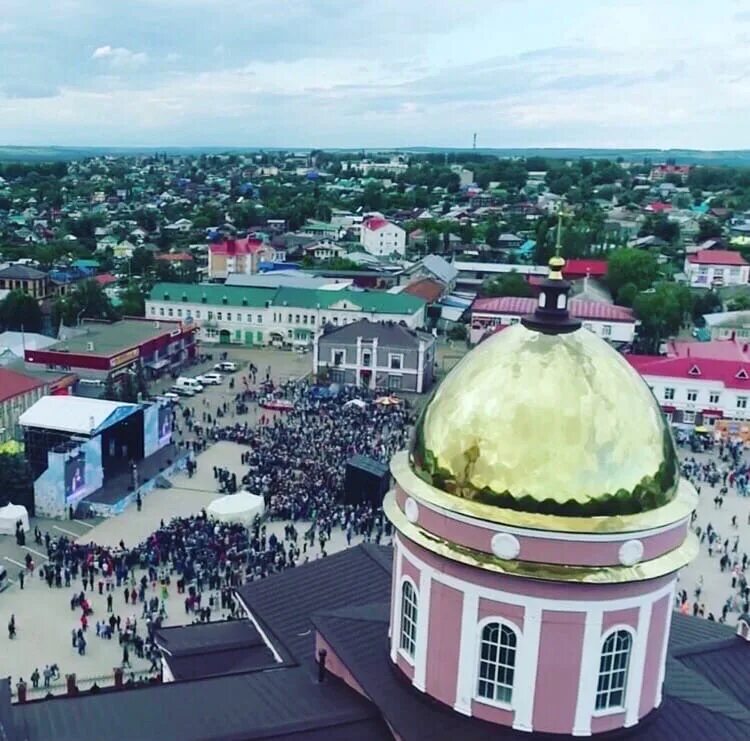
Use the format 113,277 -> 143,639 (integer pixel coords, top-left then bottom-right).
110,348 -> 140,369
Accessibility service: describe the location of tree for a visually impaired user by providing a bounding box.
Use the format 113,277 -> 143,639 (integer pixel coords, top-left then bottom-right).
692,290 -> 722,322
53,280 -> 118,327
119,284 -> 146,317
727,294 -> 750,311
633,284 -> 693,353
0,291 -> 44,332
485,220 -> 500,248
616,282 -> 639,307
696,218 -> 723,242
607,249 -> 659,302
0,452 -> 34,510
482,272 -> 533,298
638,214 -> 680,244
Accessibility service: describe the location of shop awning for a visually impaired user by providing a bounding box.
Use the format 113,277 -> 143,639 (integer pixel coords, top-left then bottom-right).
147,359 -> 170,370
701,409 -> 723,417
661,405 -> 676,413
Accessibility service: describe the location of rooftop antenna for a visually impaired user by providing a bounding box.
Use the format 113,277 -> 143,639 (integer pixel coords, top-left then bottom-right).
473,132 -> 477,150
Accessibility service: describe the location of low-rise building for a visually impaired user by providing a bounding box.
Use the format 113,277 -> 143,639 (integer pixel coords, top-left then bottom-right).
684,250 -> 750,288
208,237 -> 277,279
360,217 -> 406,258
0,265 -> 52,300
628,344 -> 750,428
470,296 -> 636,345
302,240 -> 348,261
314,319 -> 435,392
703,310 -> 750,341
0,367 -> 48,442
24,317 -> 197,387
146,283 -> 426,348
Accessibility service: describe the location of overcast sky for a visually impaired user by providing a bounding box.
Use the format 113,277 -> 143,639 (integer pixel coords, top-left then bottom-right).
1,0 -> 749,148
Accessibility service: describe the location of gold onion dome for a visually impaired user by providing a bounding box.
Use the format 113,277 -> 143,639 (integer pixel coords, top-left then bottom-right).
411,259 -> 679,518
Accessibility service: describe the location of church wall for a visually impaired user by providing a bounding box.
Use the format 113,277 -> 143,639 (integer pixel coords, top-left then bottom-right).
531,610 -> 585,734
477,597 -> 525,630
602,607 -> 639,632
640,593 -> 670,717
395,484 -> 688,568
425,580 -> 462,706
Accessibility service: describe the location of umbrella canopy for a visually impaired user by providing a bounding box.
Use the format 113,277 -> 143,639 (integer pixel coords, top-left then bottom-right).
207,491 -> 265,526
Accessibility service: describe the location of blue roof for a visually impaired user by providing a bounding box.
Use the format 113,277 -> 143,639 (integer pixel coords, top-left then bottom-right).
519,239 -> 536,255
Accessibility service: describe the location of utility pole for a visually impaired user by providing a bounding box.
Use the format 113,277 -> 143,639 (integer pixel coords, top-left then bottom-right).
472,133 -> 477,150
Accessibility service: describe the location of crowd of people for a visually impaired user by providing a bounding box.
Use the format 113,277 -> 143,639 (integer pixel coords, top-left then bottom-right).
677,432 -> 750,622
9,374 -> 413,693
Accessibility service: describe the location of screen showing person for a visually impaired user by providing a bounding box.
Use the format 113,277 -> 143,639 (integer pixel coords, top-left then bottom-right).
65,455 -> 86,499
158,404 -> 171,445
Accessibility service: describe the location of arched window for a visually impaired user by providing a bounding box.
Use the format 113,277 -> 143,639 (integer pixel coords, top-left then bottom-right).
399,580 -> 418,658
477,622 -> 517,704
538,292 -> 547,308
595,630 -> 632,711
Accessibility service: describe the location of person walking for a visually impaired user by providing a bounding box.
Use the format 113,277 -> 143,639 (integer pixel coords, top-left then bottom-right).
18,570 -> 24,589
30,668 -> 40,689
122,645 -> 131,668
8,614 -> 16,639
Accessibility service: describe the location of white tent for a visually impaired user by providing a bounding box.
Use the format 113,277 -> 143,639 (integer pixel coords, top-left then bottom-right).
207,491 -> 265,526
0,503 -> 29,536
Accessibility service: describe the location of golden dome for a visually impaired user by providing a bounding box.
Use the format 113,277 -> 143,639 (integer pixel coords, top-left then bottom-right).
411,324 -> 678,517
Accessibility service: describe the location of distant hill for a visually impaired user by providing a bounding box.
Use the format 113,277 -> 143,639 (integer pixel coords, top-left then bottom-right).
2,145 -> 750,167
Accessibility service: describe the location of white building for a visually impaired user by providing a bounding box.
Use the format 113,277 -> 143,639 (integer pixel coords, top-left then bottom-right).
146,282 -> 426,348
360,217 -> 405,258
303,240 -> 348,261
684,250 -> 750,288
628,348 -> 750,429
470,296 -> 637,345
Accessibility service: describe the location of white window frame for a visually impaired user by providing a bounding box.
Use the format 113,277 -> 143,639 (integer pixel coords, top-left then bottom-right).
398,578 -> 418,663
601,323 -> 612,338
738,396 -> 748,410
594,627 -> 633,715
362,350 -> 372,367
389,352 -> 404,370
709,391 -> 720,404
686,389 -> 698,403
683,410 -> 696,424
474,617 -> 519,709
663,387 -> 675,400
332,348 -> 346,366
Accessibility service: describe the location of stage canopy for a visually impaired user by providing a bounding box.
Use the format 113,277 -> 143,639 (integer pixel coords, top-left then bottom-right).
0,503 -> 29,535
207,491 -> 265,526
19,396 -> 140,436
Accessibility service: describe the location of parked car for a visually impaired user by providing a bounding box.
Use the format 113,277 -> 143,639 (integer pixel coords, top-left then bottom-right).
160,391 -> 180,402
214,361 -> 238,372
175,377 -> 204,393
170,384 -> 195,397
196,372 -> 223,385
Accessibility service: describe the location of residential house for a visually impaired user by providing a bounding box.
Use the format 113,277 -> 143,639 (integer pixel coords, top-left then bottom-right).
400,254 -> 458,292
303,240 -> 348,262
0,265 -> 52,300
208,237 -> 277,279
0,367 -> 50,442
684,250 -> 750,288
113,240 -> 137,259
314,318 -> 436,392
470,296 -> 636,345
360,217 -> 406,258
702,311 -> 750,341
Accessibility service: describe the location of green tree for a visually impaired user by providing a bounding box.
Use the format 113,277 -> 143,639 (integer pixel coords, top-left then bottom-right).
696,218 -> 723,242
638,214 -> 680,244
482,272 -> 533,298
485,220 -> 500,248
0,452 -> 34,509
0,291 -> 44,332
119,284 -> 146,317
692,290 -> 722,322
53,280 -> 118,327
616,282 -> 639,307
633,284 -> 693,353
727,294 -> 750,311
607,249 -> 659,301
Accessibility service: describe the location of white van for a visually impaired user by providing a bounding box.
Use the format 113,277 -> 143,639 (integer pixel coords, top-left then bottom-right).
175,377 -> 204,393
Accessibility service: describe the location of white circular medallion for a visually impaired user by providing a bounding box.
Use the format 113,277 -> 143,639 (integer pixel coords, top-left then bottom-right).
404,497 -> 419,523
618,539 -> 644,566
491,533 -> 520,560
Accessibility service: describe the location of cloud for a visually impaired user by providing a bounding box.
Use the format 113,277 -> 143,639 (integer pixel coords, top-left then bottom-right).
1,82 -> 60,99
91,45 -> 148,68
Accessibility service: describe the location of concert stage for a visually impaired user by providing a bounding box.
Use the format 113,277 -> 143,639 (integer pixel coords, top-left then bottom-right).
80,443 -> 187,518
19,395 -> 178,520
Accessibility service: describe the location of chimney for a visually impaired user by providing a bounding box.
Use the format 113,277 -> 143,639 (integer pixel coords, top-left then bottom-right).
317,648 -> 328,683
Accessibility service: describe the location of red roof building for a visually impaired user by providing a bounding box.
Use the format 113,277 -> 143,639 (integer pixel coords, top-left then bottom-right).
209,237 -> 265,256
208,237 -> 276,279
156,252 -> 194,262
684,250 -> 750,288
94,273 -> 118,287
0,367 -> 50,441
470,297 -> 636,345
403,278 -> 445,304
363,217 -> 390,232
627,352 -> 750,428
